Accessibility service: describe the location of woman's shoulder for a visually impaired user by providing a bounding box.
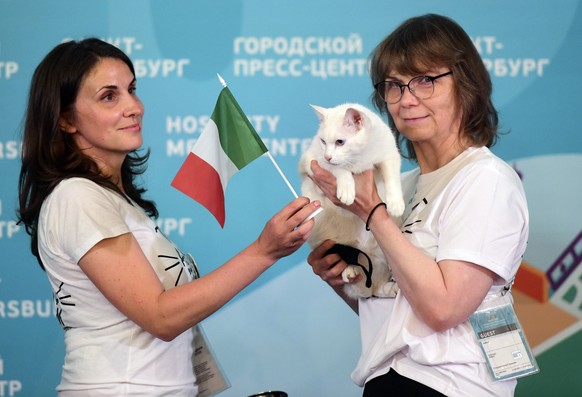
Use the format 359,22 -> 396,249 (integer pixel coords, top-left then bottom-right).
54,177 -> 99,191
47,178 -> 124,209
52,177 -> 113,198
451,147 -> 526,201
463,147 -> 522,182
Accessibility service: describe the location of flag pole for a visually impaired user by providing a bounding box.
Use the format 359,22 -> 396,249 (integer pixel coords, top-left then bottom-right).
216,74 -> 299,199
266,152 -> 298,198
217,73 -> 227,88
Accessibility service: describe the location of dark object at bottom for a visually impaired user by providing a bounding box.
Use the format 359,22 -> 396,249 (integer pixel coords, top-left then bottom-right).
325,243 -> 373,288
363,369 -> 446,397
247,391 -> 288,397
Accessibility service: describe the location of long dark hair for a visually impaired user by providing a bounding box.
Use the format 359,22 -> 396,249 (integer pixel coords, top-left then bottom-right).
370,14 -> 499,161
17,38 -> 158,269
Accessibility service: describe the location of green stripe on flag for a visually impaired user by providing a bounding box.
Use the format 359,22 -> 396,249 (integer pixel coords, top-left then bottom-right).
212,87 -> 268,170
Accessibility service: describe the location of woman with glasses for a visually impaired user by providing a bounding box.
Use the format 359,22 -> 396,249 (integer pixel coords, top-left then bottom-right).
306,14 -> 529,397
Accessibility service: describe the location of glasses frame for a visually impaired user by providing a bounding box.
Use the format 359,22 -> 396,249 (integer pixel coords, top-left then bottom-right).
374,71 -> 452,104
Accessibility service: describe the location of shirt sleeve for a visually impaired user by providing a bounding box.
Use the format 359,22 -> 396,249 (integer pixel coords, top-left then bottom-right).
436,160 -> 529,284
43,178 -> 131,264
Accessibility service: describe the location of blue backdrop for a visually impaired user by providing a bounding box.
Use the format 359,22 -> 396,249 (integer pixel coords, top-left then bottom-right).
1,1 -> 581,396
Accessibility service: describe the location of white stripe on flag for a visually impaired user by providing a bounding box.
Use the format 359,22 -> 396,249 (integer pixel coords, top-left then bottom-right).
192,119 -> 239,193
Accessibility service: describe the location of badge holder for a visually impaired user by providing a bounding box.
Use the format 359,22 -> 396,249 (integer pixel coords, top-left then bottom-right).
470,289 -> 539,382
183,254 -> 230,396
192,324 -> 231,397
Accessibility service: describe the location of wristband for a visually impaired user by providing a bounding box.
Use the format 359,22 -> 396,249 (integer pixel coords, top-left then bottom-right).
365,202 -> 387,231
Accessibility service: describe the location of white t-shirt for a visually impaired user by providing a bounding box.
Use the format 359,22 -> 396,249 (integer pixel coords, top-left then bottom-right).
38,178 -> 200,396
352,147 -> 529,397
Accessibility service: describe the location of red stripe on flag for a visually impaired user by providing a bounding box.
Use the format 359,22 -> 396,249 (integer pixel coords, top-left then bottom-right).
171,152 -> 226,227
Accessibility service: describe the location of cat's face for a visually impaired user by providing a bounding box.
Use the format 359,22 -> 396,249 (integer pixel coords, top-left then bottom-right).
312,105 -> 367,167
317,124 -> 355,166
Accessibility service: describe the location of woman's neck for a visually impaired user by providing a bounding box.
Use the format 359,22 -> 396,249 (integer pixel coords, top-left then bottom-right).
414,137 -> 472,174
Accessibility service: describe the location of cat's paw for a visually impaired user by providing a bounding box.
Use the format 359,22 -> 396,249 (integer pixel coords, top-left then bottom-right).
341,265 -> 362,283
386,195 -> 405,217
336,186 -> 356,205
375,280 -> 399,298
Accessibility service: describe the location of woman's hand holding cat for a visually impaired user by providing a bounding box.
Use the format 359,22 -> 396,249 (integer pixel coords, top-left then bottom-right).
307,239 -> 351,286
309,160 -> 381,222
307,239 -> 361,313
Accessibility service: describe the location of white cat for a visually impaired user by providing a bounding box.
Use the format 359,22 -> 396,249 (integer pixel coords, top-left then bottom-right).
299,103 -> 404,299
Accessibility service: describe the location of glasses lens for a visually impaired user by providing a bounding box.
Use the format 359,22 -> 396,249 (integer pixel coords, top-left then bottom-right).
386,82 -> 403,103
376,82 -> 402,104
409,76 -> 434,99
375,82 -> 386,101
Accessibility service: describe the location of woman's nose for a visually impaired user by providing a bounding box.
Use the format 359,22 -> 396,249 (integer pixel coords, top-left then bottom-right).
124,95 -> 144,117
399,85 -> 420,106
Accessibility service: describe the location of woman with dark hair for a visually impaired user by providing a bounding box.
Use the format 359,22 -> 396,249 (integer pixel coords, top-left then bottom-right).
18,38 -> 319,396
307,14 -> 529,396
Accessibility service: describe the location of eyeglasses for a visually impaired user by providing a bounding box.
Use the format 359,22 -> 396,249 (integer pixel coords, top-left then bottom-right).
374,71 -> 452,104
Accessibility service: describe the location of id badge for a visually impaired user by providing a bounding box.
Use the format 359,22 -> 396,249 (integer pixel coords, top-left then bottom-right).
470,293 -> 539,382
192,324 -> 231,397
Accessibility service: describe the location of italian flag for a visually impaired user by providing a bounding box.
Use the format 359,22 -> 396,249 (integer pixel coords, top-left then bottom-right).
171,86 -> 268,227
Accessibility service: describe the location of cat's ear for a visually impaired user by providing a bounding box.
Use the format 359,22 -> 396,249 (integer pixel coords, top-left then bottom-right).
344,107 -> 367,131
310,104 -> 327,122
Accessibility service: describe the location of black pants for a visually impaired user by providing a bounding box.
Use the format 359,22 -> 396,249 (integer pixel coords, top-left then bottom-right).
363,369 -> 447,397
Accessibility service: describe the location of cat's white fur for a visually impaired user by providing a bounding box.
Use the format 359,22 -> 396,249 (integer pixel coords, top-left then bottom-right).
299,103 -> 404,299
